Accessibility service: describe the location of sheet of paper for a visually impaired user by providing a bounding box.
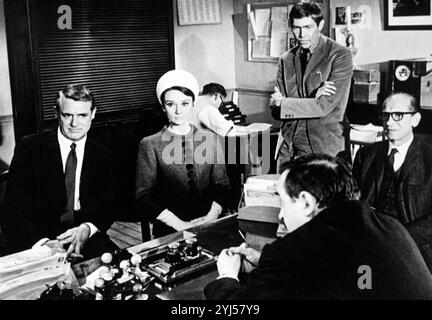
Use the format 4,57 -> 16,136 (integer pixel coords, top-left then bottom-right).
357,5 -> 372,29
177,0 -> 221,25
270,30 -> 288,57
235,123 -> 273,135
248,11 -> 258,40
334,26 -> 347,46
252,38 -> 271,58
350,123 -> 383,143
271,6 -> 288,23
255,9 -> 271,37
351,123 -> 383,132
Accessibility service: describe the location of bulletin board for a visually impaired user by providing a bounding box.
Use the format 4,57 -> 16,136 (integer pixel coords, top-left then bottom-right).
246,1 -> 328,63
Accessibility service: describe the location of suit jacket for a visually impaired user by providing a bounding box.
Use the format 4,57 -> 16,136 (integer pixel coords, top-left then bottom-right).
2,130 -> 115,253
353,137 -> 432,271
275,35 -> 353,158
205,201 -> 432,300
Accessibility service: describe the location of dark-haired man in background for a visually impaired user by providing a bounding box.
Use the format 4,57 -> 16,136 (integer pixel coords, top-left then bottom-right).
353,92 -> 432,272
205,153 -> 432,299
2,84 -> 117,260
270,1 -> 353,172
189,82 -> 237,137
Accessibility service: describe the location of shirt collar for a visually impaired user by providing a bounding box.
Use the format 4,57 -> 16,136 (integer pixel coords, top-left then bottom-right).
388,134 -> 414,156
57,127 -> 87,152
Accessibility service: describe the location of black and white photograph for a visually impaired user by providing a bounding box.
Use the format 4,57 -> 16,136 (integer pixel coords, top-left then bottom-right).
393,0 -> 431,17
1,0 -> 432,307
335,6 -> 346,25
385,0 -> 432,29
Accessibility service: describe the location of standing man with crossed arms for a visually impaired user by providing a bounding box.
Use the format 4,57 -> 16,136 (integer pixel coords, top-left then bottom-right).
270,1 -> 353,172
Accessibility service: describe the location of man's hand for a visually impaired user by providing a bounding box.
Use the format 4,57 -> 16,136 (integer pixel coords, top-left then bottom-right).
228,243 -> 261,273
270,86 -> 283,120
56,224 -> 91,260
217,248 -> 242,279
315,81 -> 336,98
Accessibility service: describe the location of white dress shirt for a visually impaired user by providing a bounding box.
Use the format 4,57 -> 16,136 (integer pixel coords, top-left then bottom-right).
57,127 -> 86,211
189,96 -> 236,136
388,135 -> 414,172
32,129 -> 98,248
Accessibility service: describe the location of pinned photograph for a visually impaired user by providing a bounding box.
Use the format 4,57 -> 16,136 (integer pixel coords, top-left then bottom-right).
335,7 -> 346,25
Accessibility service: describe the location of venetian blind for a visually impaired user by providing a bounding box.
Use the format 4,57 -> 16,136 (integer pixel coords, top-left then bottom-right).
32,0 -> 173,122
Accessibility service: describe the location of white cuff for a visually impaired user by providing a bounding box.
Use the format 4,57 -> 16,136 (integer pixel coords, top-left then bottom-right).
32,238 -> 50,249
84,222 -> 98,238
217,274 -> 239,282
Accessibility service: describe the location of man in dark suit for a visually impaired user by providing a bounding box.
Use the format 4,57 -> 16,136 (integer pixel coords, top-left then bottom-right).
270,2 -> 353,172
205,154 -> 432,299
2,84 -> 117,260
353,92 -> 432,272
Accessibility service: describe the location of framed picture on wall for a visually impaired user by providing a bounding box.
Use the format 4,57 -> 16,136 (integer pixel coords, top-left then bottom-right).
384,0 -> 432,30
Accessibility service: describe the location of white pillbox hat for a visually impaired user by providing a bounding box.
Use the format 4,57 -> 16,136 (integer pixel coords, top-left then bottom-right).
156,69 -> 199,105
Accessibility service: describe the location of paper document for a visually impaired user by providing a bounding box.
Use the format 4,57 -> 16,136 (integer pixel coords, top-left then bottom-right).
271,6 -> 288,23
248,11 -> 258,40
351,123 -> 383,132
235,123 -> 272,135
252,38 -> 271,58
350,123 -> 383,143
255,9 -> 271,37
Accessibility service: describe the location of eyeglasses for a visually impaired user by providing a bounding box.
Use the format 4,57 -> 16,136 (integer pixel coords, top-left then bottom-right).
381,112 -> 417,122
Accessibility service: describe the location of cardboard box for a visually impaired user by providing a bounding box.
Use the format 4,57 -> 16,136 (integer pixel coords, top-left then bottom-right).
352,82 -> 380,103
353,70 -> 380,83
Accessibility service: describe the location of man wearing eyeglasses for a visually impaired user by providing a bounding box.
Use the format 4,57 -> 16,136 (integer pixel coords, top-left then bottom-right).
353,92 -> 432,272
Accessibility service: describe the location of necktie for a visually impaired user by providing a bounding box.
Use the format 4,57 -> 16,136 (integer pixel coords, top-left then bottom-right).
300,48 -> 310,76
61,143 -> 77,226
388,148 -> 398,172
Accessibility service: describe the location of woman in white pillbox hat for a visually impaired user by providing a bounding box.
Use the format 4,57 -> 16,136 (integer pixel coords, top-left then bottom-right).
136,70 -> 231,238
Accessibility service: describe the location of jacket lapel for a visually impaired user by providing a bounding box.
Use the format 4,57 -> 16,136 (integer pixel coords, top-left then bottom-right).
371,141 -> 389,200
398,138 -> 419,183
303,36 -> 327,94
80,139 -> 92,198
42,131 -> 66,205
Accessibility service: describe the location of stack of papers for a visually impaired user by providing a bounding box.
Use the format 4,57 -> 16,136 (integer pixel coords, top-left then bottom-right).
0,247 -> 69,300
243,174 -> 280,208
235,123 -> 273,136
350,123 -> 383,143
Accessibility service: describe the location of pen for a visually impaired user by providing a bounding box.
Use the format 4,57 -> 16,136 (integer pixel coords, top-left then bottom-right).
238,229 -> 246,241
316,71 -> 323,83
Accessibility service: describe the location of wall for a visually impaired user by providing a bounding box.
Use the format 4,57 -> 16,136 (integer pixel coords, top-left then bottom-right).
330,0 -> 432,66
0,0 -> 15,171
173,0 -> 236,90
